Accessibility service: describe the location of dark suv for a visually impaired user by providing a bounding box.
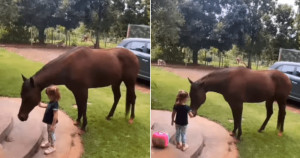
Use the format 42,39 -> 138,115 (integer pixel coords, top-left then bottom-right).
270,61 -> 300,102
117,38 -> 150,81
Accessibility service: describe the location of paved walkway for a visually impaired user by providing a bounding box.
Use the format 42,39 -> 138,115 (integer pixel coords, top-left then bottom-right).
0,97 -> 83,158
151,110 -> 239,158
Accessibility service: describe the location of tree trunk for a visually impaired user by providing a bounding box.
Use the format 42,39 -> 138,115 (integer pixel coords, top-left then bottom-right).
38,27 -> 45,44
95,29 -> 100,49
218,52 -> 221,68
204,51 -> 207,65
192,50 -> 198,64
65,30 -> 68,46
51,29 -> 54,44
248,40 -> 254,69
247,52 -> 252,69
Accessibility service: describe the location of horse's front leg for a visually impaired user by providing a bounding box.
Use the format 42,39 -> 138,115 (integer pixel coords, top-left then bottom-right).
229,102 -> 243,140
73,88 -> 88,131
74,104 -> 82,126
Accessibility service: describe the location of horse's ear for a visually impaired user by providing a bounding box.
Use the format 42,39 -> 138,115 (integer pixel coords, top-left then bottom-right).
188,78 -> 193,84
29,77 -> 35,87
22,74 -> 27,82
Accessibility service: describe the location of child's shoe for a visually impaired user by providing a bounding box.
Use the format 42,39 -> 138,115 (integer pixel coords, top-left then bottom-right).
182,144 -> 189,151
44,146 -> 56,155
40,142 -> 50,148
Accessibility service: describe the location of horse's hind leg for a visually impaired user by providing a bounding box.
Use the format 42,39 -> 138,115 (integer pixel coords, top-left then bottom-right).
124,81 -> 136,124
277,99 -> 286,136
258,99 -> 274,132
106,81 -> 122,120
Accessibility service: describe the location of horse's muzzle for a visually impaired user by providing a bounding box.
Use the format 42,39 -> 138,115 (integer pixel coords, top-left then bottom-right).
18,113 -> 28,121
192,110 -> 197,117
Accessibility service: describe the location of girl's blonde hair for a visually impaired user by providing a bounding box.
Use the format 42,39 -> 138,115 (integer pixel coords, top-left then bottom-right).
46,86 -> 61,102
175,90 -> 189,104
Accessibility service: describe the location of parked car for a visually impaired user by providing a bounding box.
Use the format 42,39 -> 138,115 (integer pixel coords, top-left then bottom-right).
117,38 -> 150,81
270,61 -> 300,102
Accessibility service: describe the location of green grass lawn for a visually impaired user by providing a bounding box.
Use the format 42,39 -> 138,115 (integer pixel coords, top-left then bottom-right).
0,48 -> 150,158
152,66 -> 300,158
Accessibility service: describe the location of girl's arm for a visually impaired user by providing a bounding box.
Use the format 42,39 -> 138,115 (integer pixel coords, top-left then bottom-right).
38,102 -> 47,108
50,110 -> 58,131
188,111 -> 194,118
171,111 -> 176,125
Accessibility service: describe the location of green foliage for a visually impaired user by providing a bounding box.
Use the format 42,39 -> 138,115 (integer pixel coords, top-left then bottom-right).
0,48 -> 150,158
151,45 -> 164,61
0,26 -> 31,44
151,0 -> 184,62
152,67 -> 300,158
0,0 -> 18,27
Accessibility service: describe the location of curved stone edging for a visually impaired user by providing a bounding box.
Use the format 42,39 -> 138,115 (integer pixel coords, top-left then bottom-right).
151,110 -> 239,158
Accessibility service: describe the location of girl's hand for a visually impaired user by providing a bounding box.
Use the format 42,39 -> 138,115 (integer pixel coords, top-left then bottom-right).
38,102 -> 47,108
50,125 -> 55,132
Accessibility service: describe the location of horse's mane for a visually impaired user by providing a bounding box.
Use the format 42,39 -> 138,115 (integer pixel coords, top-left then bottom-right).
200,67 -> 246,82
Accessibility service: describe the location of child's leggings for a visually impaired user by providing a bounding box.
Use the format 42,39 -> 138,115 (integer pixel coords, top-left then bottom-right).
175,124 -> 187,144
47,124 -> 56,146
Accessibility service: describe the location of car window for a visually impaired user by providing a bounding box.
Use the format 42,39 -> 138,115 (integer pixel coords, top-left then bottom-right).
279,65 -> 294,75
296,67 -> 300,77
125,41 -> 145,52
146,43 -> 150,54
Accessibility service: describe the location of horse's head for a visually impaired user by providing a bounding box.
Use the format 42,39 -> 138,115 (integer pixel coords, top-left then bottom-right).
18,75 -> 41,121
188,78 -> 206,117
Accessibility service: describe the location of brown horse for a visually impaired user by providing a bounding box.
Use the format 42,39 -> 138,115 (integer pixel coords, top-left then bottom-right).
18,47 -> 139,131
188,67 -> 292,140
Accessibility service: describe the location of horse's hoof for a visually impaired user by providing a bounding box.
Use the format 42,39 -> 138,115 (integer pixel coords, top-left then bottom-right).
128,119 -> 134,124
258,129 -> 264,133
78,130 -> 85,135
73,121 -> 80,126
229,132 -> 235,136
278,132 -> 283,137
106,116 -> 112,120
234,138 -> 241,143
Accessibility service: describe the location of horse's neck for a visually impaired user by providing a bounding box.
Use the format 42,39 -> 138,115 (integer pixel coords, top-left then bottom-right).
202,74 -> 227,94
34,66 -> 63,90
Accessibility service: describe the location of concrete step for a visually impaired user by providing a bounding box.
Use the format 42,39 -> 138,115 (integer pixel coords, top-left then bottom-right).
0,98 -> 83,158
151,110 -> 238,158
0,98 -> 44,158
32,110 -> 83,158
0,113 -> 13,143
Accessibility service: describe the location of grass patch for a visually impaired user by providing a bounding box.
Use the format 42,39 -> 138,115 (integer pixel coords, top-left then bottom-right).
0,48 -> 150,158
152,66 -> 300,158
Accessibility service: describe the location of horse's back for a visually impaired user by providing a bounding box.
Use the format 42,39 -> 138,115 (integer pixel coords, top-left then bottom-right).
52,47 -> 139,87
226,67 -> 291,102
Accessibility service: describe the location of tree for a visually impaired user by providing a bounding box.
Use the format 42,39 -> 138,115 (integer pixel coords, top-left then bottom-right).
0,0 -> 19,27
241,0 -> 275,68
273,4 -> 297,49
179,0 -> 224,64
151,0 -> 184,62
18,0 -> 61,44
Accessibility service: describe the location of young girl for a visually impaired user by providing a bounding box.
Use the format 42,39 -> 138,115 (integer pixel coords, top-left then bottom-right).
38,85 -> 60,155
171,90 -> 194,151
